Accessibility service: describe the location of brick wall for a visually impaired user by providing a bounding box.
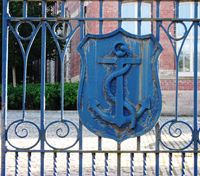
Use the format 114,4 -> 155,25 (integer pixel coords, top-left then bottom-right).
161,79 -> 200,90
67,1 -> 200,90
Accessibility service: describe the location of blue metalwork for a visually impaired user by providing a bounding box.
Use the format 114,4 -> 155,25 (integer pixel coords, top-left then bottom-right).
92,153 -> 96,176
155,123 -> 160,176
1,0 -> 9,175
78,1 -> 84,175
169,153 -> 173,176
130,153 -> 134,176
160,120 -> 193,150
155,2 -> 160,175
45,120 -> 79,150
15,152 -> 19,176
27,152 -> 31,176
181,152 -> 186,176
6,120 -> 41,150
78,28 -> 163,142
143,153 -> 147,176
66,153 -> 70,176
193,2 -> 199,176
53,152 -> 57,176
1,1 -> 200,176
40,1 -> 46,175
104,153 -> 109,176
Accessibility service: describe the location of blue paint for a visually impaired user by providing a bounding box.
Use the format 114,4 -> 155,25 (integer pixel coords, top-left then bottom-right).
78,28 -> 162,142
193,2 -> 198,176
1,1 -> 200,175
1,0 -> 9,175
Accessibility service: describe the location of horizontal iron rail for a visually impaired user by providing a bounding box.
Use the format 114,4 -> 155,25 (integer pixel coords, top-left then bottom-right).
8,17 -> 200,22
6,150 -> 200,153
7,0 -> 200,2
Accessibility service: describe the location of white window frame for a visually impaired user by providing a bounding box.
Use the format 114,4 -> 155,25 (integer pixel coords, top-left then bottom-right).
121,2 -> 151,35
122,2 -> 138,34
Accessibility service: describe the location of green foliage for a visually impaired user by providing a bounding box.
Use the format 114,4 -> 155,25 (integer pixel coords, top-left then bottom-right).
0,83 -> 78,110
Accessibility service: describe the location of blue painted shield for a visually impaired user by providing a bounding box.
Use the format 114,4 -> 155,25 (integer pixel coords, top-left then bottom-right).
77,28 -> 163,142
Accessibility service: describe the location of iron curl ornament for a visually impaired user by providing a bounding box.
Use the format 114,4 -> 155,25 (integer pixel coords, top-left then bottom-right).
6,119 -> 41,150
45,119 -> 79,150
159,120 -> 194,150
15,21 -> 36,41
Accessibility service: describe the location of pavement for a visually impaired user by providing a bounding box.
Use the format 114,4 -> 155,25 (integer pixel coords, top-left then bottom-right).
0,111 -> 199,176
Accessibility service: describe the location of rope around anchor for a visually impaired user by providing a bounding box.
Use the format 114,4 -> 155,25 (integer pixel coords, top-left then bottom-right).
104,64 -> 136,123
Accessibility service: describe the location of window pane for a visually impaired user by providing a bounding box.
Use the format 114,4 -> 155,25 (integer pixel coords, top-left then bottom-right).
179,56 -> 183,72
184,54 -> 190,72
178,40 -> 191,73
198,2 -> 200,18
141,3 -> 151,18
122,2 -> 137,34
141,2 -> 151,35
122,2 -> 151,35
179,2 -> 193,18
179,2 -> 193,32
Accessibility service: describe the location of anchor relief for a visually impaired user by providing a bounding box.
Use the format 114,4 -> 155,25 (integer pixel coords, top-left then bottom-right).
90,42 -> 150,129
78,28 -> 163,142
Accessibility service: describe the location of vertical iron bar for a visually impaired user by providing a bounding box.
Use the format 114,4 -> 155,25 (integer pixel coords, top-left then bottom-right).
22,56 -> 28,120
27,152 -> 32,176
1,0 -> 9,175
143,153 -> 147,176
78,118 -> 83,176
156,0 -> 160,41
118,0 -> 122,28
79,1 -> 84,175
98,0 -> 103,150
137,0 -> 142,35
155,123 -> 160,176
66,153 -> 70,176
137,1 -> 142,150
61,0 -> 65,17
53,152 -> 57,176
23,0 -> 28,18
175,0 -> 179,121
104,153 -> 108,176
60,0 -> 66,120
21,0 -> 28,121
137,137 -> 141,151
181,153 -> 185,176
130,153 -> 134,176
98,137 -> 102,150
175,0 -> 179,20
99,0 -> 103,34
151,0 -> 153,34
40,1 -> 47,175
15,152 -> 19,176
117,143 -> 121,176
92,153 -> 96,176
169,153 -> 173,176
155,1 -> 161,174
193,1 -> 198,175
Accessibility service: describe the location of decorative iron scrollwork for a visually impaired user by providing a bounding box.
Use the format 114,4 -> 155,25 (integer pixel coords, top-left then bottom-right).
45,120 -> 79,150
6,120 -> 40,150
159,120 -> 193,150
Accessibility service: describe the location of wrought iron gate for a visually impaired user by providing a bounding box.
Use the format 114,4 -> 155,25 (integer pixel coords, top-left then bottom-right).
1,0 -> 199,175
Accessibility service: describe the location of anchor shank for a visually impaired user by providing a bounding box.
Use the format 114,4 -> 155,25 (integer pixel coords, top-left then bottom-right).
115,62 -> 124,126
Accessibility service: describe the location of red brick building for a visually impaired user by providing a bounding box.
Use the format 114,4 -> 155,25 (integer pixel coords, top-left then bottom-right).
64,1 -> 200,115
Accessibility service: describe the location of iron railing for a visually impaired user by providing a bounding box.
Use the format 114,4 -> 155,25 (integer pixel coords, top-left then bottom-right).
1,0 -> 200,175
